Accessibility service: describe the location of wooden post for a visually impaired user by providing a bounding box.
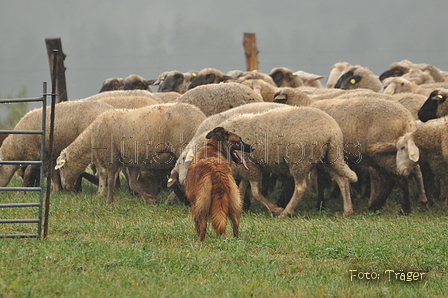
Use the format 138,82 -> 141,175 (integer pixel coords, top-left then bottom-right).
45,38 -> 68,102
243,33 -> 259,71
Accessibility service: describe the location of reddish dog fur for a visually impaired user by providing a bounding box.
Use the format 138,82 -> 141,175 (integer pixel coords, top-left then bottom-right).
185,127 -> 253,241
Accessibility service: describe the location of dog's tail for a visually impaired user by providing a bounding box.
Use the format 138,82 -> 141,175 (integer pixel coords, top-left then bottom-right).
210,172 -> 231,236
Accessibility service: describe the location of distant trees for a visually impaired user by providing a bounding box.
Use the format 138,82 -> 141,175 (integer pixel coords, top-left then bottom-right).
0,84 -> 28,129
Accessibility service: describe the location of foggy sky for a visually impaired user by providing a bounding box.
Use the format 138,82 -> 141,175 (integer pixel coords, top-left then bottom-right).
1,0 -> 448,101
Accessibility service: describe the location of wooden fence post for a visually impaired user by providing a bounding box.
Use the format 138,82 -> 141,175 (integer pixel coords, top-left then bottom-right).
243,33 -> 259,71
45,38 -> 68,102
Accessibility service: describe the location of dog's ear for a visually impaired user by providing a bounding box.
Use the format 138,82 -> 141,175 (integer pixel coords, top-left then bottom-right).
206,127 -> 229,141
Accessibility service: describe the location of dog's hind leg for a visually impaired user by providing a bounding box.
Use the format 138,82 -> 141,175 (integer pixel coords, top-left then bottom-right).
192,175 -> 213,241
228,182 -> 243,238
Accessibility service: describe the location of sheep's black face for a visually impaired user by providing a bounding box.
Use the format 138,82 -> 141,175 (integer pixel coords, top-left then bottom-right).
159,73 -> 184,92
379,67 -> 408,81
418,90 -> 447,122
334,70 -> 355,89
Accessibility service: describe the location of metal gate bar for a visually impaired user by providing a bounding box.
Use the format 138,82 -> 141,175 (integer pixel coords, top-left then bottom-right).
0,82 -> 48,238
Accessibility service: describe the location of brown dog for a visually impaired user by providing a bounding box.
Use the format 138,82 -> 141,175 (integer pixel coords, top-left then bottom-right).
185,127 -> 254,241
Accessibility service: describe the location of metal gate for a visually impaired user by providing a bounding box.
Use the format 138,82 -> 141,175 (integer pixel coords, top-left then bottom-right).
0,83 -> 48,238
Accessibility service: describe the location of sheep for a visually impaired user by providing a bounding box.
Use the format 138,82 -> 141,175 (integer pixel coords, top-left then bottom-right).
122,74 -> 153,92
326,62 -> 352,88
379,59 -> 415,81
392,93 -> 428,120
418,89 -> 448,122
99,77 -> 124,92
55,103 -> 207,204
171,105 -> 357,217
396,117 -> 448,207
151,70 -> 198,94
0,101 -> 115,191
401,68 -> 435,85
235,70 -> 277,86
381,77 -> 433,96
217,106 -> 358,217
334,65 -> 382,92
188,68 -> 234,90
310,97 -> 421,213
269,67 -> 304,88
271,87 -> 315,106
176,82 -> 264,117
240,79 -> 277,101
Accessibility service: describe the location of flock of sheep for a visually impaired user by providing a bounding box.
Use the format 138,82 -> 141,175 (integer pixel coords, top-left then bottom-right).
1,59 -> 448,220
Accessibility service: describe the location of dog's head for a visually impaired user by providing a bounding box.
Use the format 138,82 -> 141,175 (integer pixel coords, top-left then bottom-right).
206,127 -> 254,171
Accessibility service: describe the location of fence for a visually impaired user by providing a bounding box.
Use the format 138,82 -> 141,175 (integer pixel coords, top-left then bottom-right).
0,83 -> 49,238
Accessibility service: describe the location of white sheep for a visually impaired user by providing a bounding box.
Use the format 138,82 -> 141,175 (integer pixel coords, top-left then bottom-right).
396,117 -> 448,207
0,101 -> 114,191
326,62 -> 352,88
55,102 -> 206,204
334,65 -> 382,92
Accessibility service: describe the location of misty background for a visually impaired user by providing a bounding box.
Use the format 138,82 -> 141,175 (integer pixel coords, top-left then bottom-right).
1,0 -> 448,102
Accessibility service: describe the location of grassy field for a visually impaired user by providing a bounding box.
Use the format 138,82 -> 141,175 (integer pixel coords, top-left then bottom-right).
1,176 -> 447,297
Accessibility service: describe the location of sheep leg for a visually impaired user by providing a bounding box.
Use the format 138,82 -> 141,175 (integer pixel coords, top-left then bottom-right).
279,177 -> 307,218
97,166 -> 108,196
411,164 -> 428,211
237,179 -> 251,210
126,167 -> 157,204
52,169 -> 62,192
106,169 -> 120,204
249,180 -> 284,215
368,171 -> 396,212
326,167 -> 354,217
397,176 -> 411,215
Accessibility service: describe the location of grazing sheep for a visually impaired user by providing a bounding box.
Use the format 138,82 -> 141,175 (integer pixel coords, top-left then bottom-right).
152,70 -> 198,94
418,89 -> 448,122
188,68 -> 234,90
122,74 -> 153,92
0,101 -> 114,191
55,103 -> 206,204
326,62 -> 352,88
334,65 -> 382,92
396,117 -> 448,207
99,77 -> 124,92
176,82 -> 263,116
311,97 -> 420,213
269,67 -> 304,88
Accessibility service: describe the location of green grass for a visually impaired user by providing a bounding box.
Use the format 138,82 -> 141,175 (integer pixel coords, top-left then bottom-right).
1,176 -> 447,297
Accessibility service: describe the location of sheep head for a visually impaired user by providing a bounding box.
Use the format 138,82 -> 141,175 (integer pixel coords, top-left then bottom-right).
418,89 -> 448,122
396,133 -> 420,176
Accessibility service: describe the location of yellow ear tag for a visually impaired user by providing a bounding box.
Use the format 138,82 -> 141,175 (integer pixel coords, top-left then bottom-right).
292,72 -> 297,76
60,159 -> 65,163
438,95 -> 443,98
409,68 -> 413,72
189,153 -> 194,157
386,89 -> 392,94
411,81 -> 416,84
192,73 -> 197,76
168,178 -> 173,183
350,79 -> 356,84
410,151 -> 415,156
258,93 -> 262,98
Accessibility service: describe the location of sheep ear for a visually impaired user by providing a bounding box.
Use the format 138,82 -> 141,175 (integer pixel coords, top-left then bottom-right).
55,158 -> 66,170
167,170 -> 178,188
407,139 -> 419,162
184,149 -> 195,163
